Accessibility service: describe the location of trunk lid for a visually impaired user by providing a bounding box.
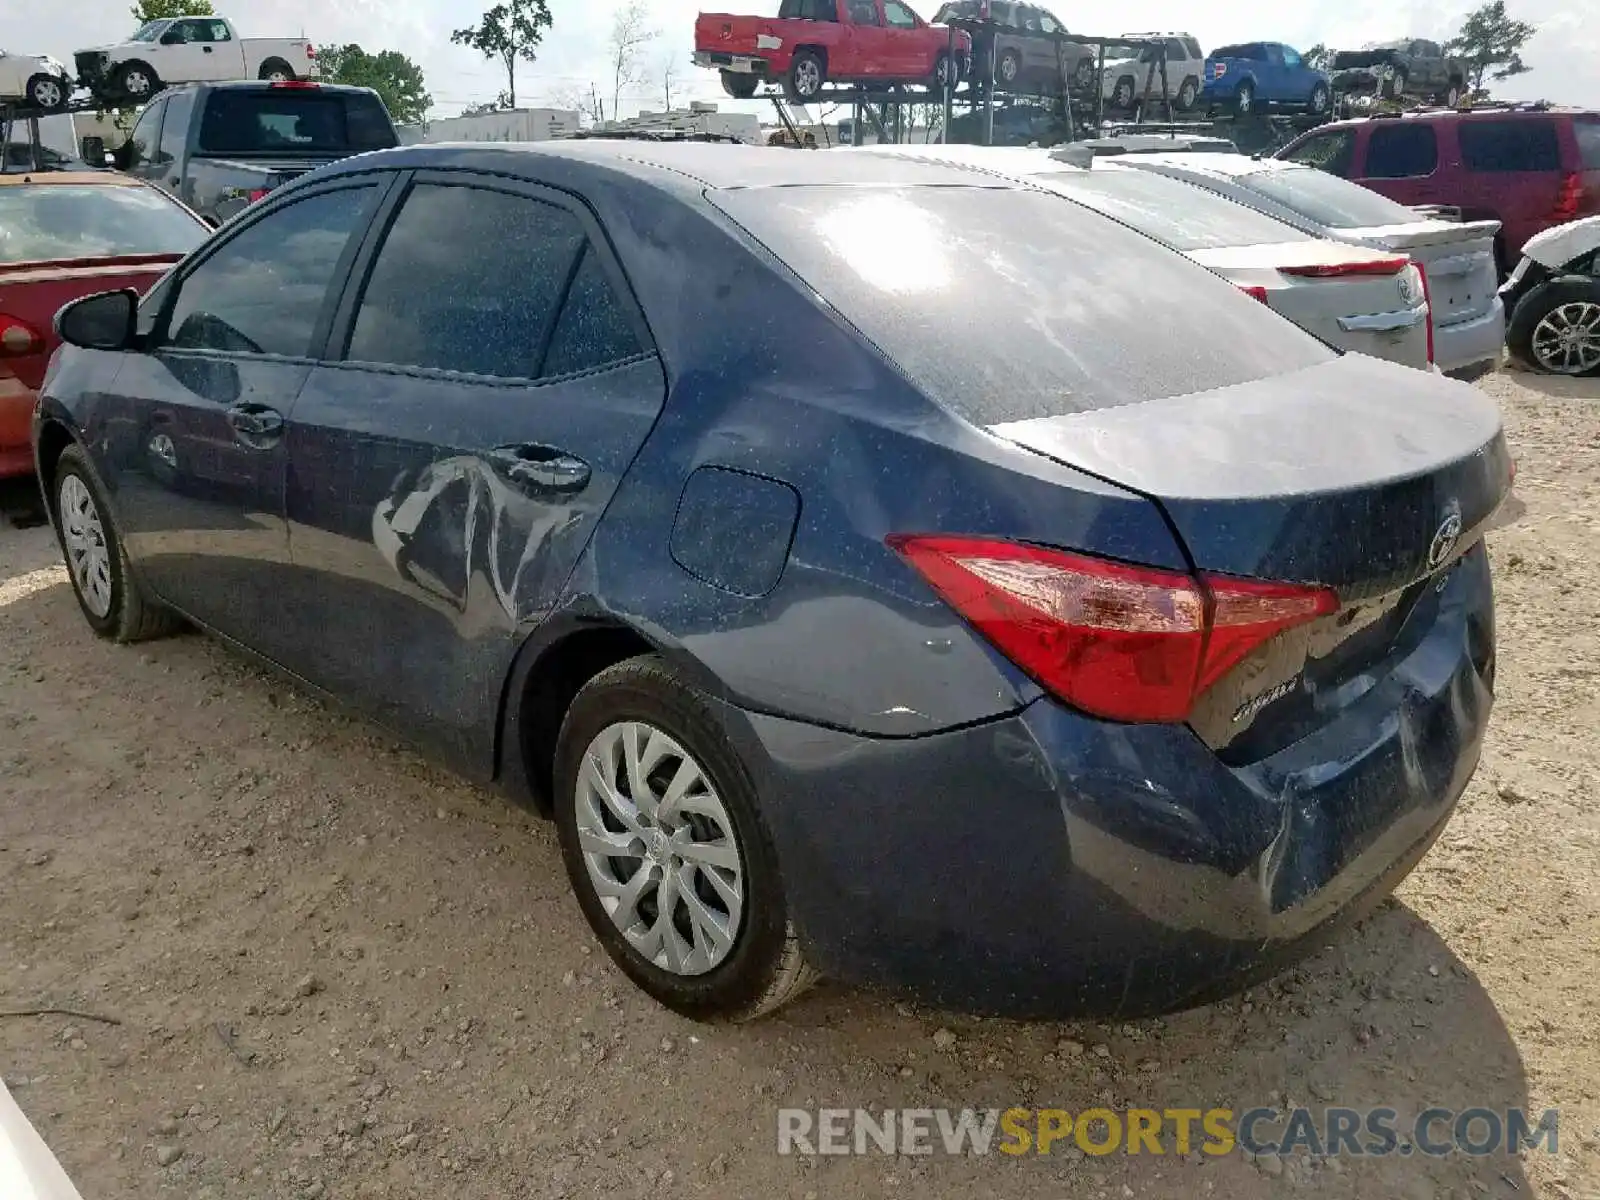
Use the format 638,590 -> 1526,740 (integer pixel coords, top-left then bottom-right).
1341,219 -> 1501,326
1188,242 -> 1431,369
990,353 -> 1510,754
0,254 -> 178,391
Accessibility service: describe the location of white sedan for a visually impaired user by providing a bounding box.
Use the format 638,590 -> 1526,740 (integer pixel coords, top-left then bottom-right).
0,50 -> 72,111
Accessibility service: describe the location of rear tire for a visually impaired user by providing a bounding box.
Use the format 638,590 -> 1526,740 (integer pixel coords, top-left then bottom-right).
553,655 -> 817,1022
1383,68 -> 1408,100
720,70 -> 758,100
1235,79 -> 1256,115
1176,75 -> 1199,111
929,52 -> 958,94
1309,81 -> 1331,114
1111,76 -> 1135,108
1506,278 -> 1600,377
997,50 -> 1021,90
258,58 -> 295,82
50,445 -> 180,643
784,49 -> 825,103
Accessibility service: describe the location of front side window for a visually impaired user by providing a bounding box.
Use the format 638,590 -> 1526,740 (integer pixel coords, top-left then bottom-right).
846,0 -> 882,26
128,99 -> 164,166
1460,119 -> 1561,172
1281,129 -> 1356,177
1364,124 -> 1438,178
165,186 -> 375,358
1281,46 -> 1301,68
346,184 -> 586,379
883,1 -> 919,29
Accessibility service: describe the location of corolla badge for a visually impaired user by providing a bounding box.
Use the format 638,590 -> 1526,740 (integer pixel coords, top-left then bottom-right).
1427,509 -> 1463,571
1398,271 -> 1421,306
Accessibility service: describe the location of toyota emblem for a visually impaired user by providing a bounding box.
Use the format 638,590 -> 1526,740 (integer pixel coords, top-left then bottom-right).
1398,272 -> 1420,306
1427,511 -> 1463,571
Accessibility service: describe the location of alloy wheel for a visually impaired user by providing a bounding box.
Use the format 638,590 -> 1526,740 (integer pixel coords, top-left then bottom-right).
574,721 -> 745,977
794,59 -> 821,98
1531,301 -> 1600,375
31,78 -> 65,109
58,475 -> 113,619
125,70 -> 152,97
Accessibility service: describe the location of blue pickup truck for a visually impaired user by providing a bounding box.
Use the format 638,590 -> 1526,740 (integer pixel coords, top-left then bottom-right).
1201,42 -> 1331,116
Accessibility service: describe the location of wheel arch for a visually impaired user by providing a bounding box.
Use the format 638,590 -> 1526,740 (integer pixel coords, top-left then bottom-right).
258,56 -> 295,79
33,415 -> 80,511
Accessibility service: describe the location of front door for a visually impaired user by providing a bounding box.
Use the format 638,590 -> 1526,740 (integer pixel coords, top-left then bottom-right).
280,172 -> 667,772
104,179 -> 384,652
156,19 -> 217,83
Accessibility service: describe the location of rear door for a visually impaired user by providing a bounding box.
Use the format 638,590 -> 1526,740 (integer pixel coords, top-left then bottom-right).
1353,120 -> 1441,207
103,178 -> 384,654
280,170 -> 666,771
880,0 -> 929,75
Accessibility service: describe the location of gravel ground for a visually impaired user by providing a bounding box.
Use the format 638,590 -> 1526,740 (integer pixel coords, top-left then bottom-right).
1,369 -> 1597,1200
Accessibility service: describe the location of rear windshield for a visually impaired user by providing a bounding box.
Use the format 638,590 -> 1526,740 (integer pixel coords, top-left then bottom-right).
1034,168 -> 1313,250
1234,165 -> 1423,228
711,185 -> 1333,421
0,184 -> 206,264
197,90 -> 398,156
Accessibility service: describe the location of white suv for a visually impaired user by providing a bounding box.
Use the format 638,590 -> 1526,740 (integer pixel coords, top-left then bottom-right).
1101,33 -> 1206,111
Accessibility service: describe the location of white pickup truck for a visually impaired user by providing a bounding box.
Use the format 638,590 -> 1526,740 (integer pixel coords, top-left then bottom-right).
74,15 -> 315,104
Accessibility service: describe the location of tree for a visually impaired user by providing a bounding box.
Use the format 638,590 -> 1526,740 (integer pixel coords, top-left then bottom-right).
609,1 -> 657,120
660,50 -> 681,111
318,44 -> 432,126
1447,1 -> 1537,91
461,91 -> 513,116
130,0 -> 214,21
450,0 -> 554,110
1303,43 -> 1332,73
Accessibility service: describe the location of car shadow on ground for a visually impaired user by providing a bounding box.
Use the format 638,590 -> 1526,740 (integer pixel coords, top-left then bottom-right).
1499,367 -> 1600,401
0,540 -> 1540,1200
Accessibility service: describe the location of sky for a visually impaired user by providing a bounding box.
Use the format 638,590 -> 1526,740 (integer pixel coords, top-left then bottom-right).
5,0 -> 1593,122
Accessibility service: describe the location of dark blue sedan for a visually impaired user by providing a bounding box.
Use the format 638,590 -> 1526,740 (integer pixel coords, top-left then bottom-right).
34,142 -> 1510,1021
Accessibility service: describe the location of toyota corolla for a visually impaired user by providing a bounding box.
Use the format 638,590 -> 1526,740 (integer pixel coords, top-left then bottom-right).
33,142 -> 1509,1021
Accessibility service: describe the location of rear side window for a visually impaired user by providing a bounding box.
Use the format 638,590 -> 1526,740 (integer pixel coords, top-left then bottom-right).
156,89 -> 194,166
1459,119 -> 1561,172
1576,117 -> 1600,169
541,248 -> 645,378
1037,168 -> 1315,250
1364,124 -> 1438,179
711,185 -> 1333,421
1237,165 -> 1427,229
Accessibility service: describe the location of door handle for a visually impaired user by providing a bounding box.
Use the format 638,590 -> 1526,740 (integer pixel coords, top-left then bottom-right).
487,444 -> 592,494
227,402 -> 284,442
202,46 -> 213,52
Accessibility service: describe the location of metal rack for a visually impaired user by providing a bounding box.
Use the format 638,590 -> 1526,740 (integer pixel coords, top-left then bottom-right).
1,95 -> 105,173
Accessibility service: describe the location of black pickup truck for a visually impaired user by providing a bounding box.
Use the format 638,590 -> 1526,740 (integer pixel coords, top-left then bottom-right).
84,79 -> 398,225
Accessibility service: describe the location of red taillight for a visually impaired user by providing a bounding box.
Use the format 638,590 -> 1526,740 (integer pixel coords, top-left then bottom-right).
1279,256 -> 1409,278
270,80 -> 319,89
247,187 -> 272,203
306,43 -> 316,58
1554,172 -> 1582,222
1212,62 -> 1227,78
1414,261 -> 1435,365
0,314 -> 44,358
887,535 -> 1338,724
1238,284 -> 1270,304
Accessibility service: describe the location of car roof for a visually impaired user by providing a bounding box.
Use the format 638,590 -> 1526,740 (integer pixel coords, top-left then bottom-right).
1112,152 -> 1295,179
1300,106 -> 1596,132
0,171 -> 148,187
319,139 -> 1025,193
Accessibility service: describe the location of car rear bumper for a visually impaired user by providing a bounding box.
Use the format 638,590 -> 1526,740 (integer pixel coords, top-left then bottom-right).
1435,295 -> 1507,379
730,552 -> 1493,1018
0,379 -> 36,480
693,51 -> 772,76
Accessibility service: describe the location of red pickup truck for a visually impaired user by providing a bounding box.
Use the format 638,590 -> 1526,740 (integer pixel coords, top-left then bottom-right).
693,0 -> 970,103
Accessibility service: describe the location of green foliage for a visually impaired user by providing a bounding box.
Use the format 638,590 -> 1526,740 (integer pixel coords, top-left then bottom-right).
1303,43 -> 1332,73
1447,1 -> 1538,91
318,44 -> 433,126
450,0 -> 554,109
130,0 -> 214,22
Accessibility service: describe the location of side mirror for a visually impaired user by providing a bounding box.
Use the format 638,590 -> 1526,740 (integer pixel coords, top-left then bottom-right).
79,136 -> 105,166
110,140 -> 134,170
56,290 -> 139,352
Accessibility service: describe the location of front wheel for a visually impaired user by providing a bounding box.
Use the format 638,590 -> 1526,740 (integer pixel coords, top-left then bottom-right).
1507,278 -> 1600,376
50,445 -> 180,642
1309,81 -> 1331,114
554,655 -> 817,1022
929,52 -> 958,93
1111,77 -> 1135,108
720,70 -> 758,100
26,73 -> 68,111
996,50 -> 1021,89
115,61 -> 158,101
784,49 -> 825,103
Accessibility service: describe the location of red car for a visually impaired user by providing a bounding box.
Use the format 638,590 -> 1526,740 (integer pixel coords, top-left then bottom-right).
0,172 -> 208,479
693,0 -> 970,104
1276,106 -> 1600,272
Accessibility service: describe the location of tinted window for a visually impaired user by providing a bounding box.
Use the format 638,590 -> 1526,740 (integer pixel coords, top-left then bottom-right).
1280,129 -> 1355,177
128,99 -> 164,166
781,0 -> 838,17
1280,46 -> 1301,67
1237,164 -> 1426,228
1036,168 -> 1314,250
1364,124 -> 1438,178
1576,117 -> 1600,170
197,91 -> 397,155
711,186 -> 1332,420
166,187 -> 373,357
157,89 -> 194,165
0,184 -> 207,264
347,184 -> 586,378
1460,119 -> 1562,172
542,247 -> 644,378
1212,44 -> 1262,60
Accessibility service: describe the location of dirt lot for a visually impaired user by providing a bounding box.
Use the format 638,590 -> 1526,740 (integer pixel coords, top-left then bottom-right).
1,369 -> 1597,1200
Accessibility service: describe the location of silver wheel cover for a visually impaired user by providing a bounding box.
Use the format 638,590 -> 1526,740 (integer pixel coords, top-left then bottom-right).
58,475 -> 114,619
574,721 -> 745,976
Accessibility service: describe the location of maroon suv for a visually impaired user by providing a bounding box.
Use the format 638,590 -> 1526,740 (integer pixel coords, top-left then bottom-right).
1275,105 -> 1600,272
